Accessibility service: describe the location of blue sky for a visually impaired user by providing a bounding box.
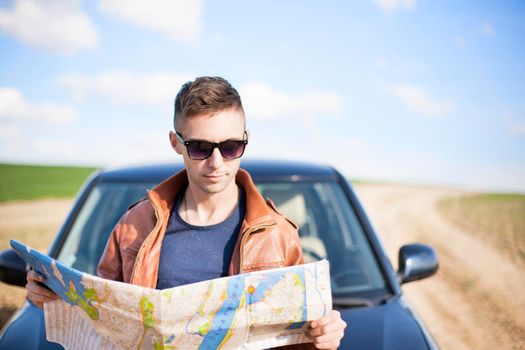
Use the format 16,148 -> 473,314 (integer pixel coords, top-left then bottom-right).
1,0 -> 524,192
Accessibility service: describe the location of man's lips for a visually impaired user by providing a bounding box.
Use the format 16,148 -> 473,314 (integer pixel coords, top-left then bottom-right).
204,174 -> 226,180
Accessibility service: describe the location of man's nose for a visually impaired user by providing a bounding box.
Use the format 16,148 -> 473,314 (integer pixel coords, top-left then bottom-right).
207,147 -> 224,168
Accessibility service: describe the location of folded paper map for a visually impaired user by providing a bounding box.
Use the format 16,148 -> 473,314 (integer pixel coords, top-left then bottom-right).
11,239 -> 332,350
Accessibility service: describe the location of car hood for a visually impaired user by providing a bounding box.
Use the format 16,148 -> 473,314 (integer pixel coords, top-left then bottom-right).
0,302 -> 63,350
338,296 -> 436,350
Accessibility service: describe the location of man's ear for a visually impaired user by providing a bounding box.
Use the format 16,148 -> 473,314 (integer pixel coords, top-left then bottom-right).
169,131 -> 183,155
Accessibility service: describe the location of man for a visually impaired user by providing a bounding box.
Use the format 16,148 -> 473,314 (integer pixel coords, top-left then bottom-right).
26,76 -> 346,349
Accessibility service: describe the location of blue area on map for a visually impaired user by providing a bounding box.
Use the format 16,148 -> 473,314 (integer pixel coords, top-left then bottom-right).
199,275 -> 245,349
246,270 -> 288,305
165,334 -> 176,344
10,240 -> 89,307
196,267 -> 308,348
247,268 -> 305,307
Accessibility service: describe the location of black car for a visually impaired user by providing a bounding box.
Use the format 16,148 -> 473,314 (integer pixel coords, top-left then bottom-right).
0,159 -> 439,349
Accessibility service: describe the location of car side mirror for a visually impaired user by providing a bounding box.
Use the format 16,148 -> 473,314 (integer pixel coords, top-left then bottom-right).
0,249 -> 28,287
397,243 -> 438,284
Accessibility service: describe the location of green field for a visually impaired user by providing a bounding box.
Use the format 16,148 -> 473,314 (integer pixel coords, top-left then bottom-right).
0,163 -> 99,202
438,193 -> 525,263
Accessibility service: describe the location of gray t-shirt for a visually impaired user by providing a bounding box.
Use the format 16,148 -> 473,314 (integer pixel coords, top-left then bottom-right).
156,189 -> 245,289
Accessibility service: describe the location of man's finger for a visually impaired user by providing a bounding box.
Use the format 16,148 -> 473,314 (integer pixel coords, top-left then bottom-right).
26,281 -> 57,299
313,328 -> 345,344
27,269 -> 45,282
309,311 -> 345,335
309,319 -> 345,337
29,293 -> 49,304
311,310 -> 340,329
27,290 -> 58,305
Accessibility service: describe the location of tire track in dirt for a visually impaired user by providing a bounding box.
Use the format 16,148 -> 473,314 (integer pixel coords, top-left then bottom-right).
354,184 -> 525,350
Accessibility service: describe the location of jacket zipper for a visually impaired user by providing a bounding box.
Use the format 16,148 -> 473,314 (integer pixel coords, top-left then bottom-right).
238,222 -> 276,274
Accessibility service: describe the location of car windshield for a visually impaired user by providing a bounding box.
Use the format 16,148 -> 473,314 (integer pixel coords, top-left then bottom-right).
57,179 -> 388,303
257,181 -> 388,303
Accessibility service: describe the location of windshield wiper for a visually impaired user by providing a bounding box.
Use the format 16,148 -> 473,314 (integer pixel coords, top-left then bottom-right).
332,297 -> 375,308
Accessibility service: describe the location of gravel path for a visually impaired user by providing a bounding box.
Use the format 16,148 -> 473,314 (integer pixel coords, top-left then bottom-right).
354,183 -> 525,349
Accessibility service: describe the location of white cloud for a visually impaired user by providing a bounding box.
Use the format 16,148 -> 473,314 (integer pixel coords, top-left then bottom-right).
98,0 -> 202,42
58,74 -> 342,120
0,125 -> 23,152
0,0 -> 98,54
0,125 -> 22,139
11,129 -> 173,167
239,82 -> 342,120
58,71 -> 192,105
387,83 -> 456,117
0,87 -> 76,123
374,0 -> 415,12
32,139 -> 80,157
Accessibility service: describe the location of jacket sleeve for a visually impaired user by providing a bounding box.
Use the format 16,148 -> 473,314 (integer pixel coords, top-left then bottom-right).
96,219 -> 124,281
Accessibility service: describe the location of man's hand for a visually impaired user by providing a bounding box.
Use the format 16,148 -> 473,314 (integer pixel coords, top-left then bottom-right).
306,310 -> 347,349
26,270 -> 58,309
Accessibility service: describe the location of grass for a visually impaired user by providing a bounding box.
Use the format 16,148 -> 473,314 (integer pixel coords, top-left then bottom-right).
0,163 -> 98,202
438,193 -> 525,263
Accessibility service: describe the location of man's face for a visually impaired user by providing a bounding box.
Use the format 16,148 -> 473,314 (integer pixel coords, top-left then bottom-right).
170,109 -> 246,195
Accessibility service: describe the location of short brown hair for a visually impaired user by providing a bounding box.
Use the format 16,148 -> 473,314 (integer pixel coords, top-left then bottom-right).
174,76 -> 244,129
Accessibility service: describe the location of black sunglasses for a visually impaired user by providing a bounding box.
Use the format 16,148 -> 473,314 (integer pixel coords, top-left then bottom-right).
175,131 -> 248,160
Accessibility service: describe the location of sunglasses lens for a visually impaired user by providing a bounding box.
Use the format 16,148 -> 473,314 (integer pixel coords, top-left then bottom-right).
219,141 -> 246,159
187,141 -> 214,160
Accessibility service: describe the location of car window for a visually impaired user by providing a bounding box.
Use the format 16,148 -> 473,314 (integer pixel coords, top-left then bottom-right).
257,181 -> 387,298
57,182 -> 153,275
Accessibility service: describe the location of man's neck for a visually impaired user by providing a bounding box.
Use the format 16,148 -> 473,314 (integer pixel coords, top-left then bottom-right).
181,182 -> 240,226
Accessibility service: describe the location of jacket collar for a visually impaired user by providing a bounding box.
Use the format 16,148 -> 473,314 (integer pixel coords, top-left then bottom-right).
146,167 -> 276,226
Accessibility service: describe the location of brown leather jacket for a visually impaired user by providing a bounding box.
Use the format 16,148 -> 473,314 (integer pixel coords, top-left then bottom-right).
97,168 -> 315,349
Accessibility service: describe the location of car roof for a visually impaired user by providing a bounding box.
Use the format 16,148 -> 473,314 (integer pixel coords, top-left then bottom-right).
97,159 -> 339,183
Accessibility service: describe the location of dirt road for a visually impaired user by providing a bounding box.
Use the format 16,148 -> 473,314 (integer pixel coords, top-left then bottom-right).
354,184 -> 525,349
1,186 -> 524,349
